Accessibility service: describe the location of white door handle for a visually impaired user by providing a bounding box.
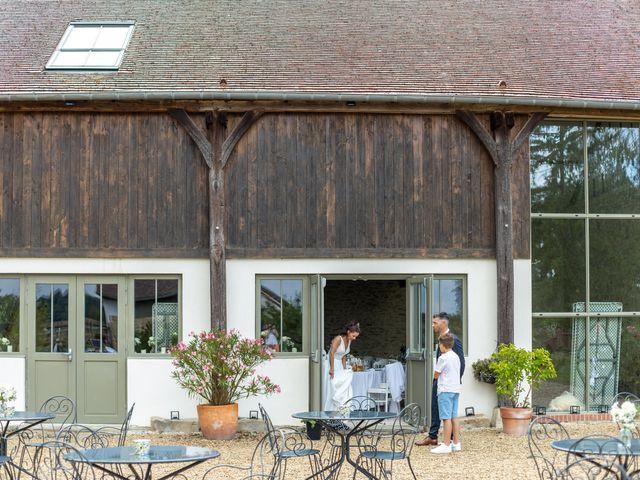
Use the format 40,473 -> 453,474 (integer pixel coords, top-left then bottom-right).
67,348 -> 73,362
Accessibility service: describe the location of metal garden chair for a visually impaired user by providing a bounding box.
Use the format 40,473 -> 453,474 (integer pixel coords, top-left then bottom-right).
557,456 -> 630,480
92,402 -> 136,447
201,434 -> 278,480
259,403 -> 321,479
352,402 -> 421,480
13,440 -> 97,480
527,416 -> 571,479
565,434 -> 636,479
39,396 -> 77,439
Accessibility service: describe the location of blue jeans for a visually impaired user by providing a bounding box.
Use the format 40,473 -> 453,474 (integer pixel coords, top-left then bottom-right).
428,379 -> 439,439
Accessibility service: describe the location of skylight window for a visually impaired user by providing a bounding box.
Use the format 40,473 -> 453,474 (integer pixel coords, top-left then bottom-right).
46,22 -> 135,70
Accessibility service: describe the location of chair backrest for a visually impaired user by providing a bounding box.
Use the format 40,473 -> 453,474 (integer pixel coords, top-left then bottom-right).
56,424 -> 111,450
27,440 -> 97,480
258,403 -> 281,457
527,416 -> 570,477
389,403 -> 421,457
558,456 -> 629,480
118,402 -> 135,446
343,396 -> 379,412
39,396 -> 77,435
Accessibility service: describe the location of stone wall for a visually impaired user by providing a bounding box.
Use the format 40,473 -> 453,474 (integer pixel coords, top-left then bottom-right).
323,280 -> 406,359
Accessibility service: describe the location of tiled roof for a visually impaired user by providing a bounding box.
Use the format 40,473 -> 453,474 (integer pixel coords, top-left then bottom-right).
1,0 -> 639,106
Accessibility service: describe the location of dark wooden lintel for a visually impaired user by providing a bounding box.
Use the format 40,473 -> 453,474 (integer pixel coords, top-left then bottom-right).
226,247 -> 495,259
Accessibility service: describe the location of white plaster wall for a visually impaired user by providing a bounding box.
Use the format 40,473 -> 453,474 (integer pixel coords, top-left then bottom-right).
0,357 -> 26,410
227,258 -> 511,422
514,259 -> 533,350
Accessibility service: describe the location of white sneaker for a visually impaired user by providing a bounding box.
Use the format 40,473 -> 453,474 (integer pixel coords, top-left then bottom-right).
451,442 -> 462,452
430,443 -> 452,454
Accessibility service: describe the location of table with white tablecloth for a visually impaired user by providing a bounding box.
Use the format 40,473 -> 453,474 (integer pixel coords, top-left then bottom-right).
351,369 -> 386,399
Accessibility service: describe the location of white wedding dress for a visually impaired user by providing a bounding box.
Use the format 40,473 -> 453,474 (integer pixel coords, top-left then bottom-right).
324,337 -> 353,410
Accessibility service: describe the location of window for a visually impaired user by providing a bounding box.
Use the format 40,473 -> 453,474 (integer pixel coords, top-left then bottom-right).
531,121 -> 640,411
46,22 -> 134,70
133,278 -> 180,354
257,278 -> 305,354
0,278 -> 20,353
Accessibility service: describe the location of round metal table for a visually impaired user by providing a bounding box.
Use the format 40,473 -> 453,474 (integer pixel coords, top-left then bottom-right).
66,445 -> 220,480
552,438 -> 640,478
0,411 -> 55,457
293,410 -> 397,480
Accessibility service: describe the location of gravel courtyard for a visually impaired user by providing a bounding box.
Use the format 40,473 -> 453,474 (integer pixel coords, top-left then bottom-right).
128,420 -> 620,480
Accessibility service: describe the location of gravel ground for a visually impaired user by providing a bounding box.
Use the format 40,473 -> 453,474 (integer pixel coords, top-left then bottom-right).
6,421 -> 621,479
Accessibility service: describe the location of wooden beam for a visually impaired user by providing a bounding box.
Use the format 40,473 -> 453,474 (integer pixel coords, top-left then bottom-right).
456,110 -> 546,346
168,108 -> 213,168
220,110 -> 263,169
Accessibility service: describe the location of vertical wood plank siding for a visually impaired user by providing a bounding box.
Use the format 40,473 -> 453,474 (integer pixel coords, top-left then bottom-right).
226,113 -> 530,259
0,112 -> 530,259
0,112 -> 209,257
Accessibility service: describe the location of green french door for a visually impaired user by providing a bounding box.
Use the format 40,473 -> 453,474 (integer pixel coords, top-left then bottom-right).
27,276 -> 127,424
406,276 -> 433,426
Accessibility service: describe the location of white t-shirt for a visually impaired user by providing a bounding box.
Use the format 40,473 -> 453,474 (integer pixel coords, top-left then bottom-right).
434,350 -> 461,394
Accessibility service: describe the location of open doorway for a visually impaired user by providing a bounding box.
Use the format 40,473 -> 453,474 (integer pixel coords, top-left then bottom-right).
321,279 -> 408,412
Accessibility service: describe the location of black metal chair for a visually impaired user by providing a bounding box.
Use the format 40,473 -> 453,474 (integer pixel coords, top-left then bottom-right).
566,435 -> 636,479
201,434 -> 278,480
528,416 -> 571,479
0,456 -> 12,480
557,456 -> 630,480
55,424 -> 112,450
39,396 -> 77,438
259,403 -> 321,479
13,440 -> 97,480
92,402 -> 136,447
353,403 -> 421,480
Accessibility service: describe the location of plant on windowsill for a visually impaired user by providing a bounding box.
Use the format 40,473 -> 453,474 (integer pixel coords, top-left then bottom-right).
170,329 -> 281,440
489,343 -> 556,436
0,337 -> 12,353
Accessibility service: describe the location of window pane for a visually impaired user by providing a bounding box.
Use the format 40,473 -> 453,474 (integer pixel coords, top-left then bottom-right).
85,51 -> 121,68
63,26 -> 100,49
530,122 -> 584,213
36,284 -> 69,353
532,317 -> 585,411
154,280 -> 179,350
84,284 -> 118,353
432,279 -> 464,347
259,279 -> 304,353
50,51 -> 89,67
0,279 -> 20,352
84,284 -> 101,352
101,284 -> 118,352
260,280 -> 281,352
590,219 -> 640,311
532,219 -> 586,312
134,280 -> 154,353
587,122 -> 640,214
281,280 -> 303,352
620,317 -> 640,395
94,26 -> 130,49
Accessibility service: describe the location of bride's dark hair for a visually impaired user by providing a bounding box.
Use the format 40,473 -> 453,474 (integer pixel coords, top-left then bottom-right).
343,321 -> 361,335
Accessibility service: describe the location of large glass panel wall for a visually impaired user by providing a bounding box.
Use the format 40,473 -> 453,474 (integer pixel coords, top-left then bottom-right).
531,120 -> 640,412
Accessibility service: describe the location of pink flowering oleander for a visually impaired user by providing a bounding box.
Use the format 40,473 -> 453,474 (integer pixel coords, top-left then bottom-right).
170,328 -> 280,406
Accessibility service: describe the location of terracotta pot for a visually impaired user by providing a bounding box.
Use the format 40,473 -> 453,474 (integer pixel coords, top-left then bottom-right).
197,403 -> 238,440
500,407 -> 532,436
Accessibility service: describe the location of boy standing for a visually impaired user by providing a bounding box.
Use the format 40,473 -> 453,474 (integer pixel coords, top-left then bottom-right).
430,332 -> 461,454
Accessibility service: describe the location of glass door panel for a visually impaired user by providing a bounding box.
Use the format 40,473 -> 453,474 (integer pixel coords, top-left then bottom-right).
406,277 -> 431,426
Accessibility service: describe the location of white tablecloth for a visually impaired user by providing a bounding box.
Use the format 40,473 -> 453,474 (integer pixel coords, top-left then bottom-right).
351,370 -> 386,399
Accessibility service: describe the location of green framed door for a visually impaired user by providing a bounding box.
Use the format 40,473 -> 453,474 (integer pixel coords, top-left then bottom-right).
76,277 -> 127,424
309,275 -> 325,410
27,276 -> 127,424
27,276 -> 77,416
406,276 -> 433,426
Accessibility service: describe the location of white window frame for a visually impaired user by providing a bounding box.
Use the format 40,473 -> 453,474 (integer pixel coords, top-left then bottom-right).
46,21 -> 135,70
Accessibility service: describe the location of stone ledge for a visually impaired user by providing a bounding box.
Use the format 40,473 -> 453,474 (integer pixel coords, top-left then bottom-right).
150,417 -> 265,434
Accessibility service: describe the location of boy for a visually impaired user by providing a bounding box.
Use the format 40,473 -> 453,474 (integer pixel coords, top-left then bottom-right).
430,332 -> 461,454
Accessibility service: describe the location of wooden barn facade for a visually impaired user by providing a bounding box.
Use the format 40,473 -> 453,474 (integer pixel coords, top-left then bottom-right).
1,1 -> 640,425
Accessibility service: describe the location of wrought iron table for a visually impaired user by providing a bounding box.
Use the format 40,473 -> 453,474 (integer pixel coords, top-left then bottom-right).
0,411 -> 55,456
292,410 -> 397,480
65,445 -> 220,480
552,438 -> 640,478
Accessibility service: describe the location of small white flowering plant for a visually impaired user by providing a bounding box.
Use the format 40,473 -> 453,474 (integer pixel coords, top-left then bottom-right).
611,400 -> 638,430
0,337 -> 10,346
0,384 -> 17,416
281,336 -> 295,351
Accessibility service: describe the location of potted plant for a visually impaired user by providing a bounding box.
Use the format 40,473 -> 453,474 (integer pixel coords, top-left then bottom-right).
489,343 -> 556,436
0,384 -> 17,416
170,329 -> 281,440
471,357 -> 497,384
302,419 -> 322,440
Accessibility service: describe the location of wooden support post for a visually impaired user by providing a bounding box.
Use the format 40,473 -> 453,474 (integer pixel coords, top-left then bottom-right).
456,110 -> 546,345
169,108 -> 263,330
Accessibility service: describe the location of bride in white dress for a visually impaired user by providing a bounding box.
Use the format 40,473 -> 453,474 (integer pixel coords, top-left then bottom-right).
324,321 -> 361,411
